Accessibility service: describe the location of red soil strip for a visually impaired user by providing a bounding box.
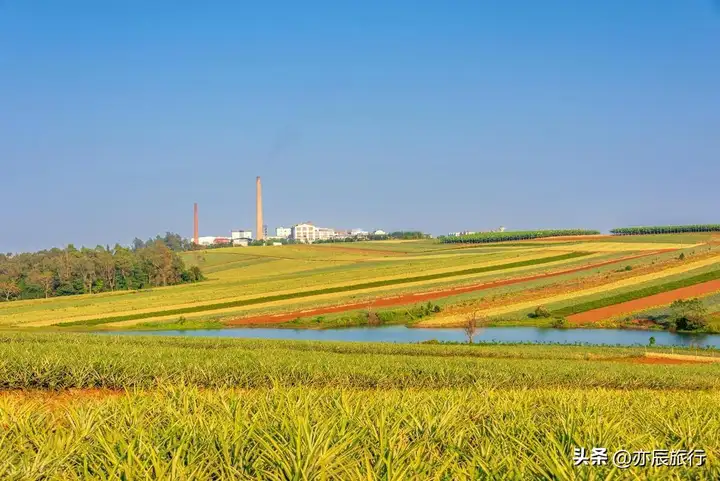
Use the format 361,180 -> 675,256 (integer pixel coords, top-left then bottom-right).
567,279 -> 720,324
226,250 -> 674,326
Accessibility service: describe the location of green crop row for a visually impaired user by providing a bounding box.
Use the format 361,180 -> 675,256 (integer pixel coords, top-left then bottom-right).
611,225 -> 720,235
553,269 -> 720,317
57,252 -> 591,327
439,229 -> 600,244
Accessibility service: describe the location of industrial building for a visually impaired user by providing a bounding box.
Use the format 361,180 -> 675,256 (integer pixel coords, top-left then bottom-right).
275,227 -> 292,238
192,176 -> 389,247
290,223 -> 337,243
196,236 -> 231,246
231,230 -> 253,246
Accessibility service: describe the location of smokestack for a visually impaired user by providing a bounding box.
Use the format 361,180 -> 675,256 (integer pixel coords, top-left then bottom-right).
193,203 -> 199,245
256,176 -> 264,240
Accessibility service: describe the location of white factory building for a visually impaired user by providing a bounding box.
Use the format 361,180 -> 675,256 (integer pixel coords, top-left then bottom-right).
275,227 -> 292,238
291,223 -> 337,243
197,236 -> 231,246
230,230 -> 253,246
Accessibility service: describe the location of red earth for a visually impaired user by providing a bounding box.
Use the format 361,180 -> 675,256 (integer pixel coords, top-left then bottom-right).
226,249 -> 674,326
568,279 -> 720,324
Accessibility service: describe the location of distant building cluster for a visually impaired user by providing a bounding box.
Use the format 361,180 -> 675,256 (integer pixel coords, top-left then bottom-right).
447,226 -> 506,237
191,177 -> 389,247
281,223 -> 386,244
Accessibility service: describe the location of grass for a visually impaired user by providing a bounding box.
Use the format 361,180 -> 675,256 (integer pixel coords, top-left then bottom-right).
55,252 -> 591,328
1,332 -> 720,479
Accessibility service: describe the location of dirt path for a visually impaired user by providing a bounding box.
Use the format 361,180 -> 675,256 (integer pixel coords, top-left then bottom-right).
226,249 -> 674,326
568,279 -> 720,324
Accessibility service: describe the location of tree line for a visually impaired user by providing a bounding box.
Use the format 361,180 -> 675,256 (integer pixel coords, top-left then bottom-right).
438,229 -> 600,244
0,234 -> 203,302
610,225 -> 720,235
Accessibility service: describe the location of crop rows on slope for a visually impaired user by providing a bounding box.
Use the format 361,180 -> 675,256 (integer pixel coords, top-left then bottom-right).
611,225 -> 720,235
439,229 -> 600,244
553,269 -> 720,317
57,252 -> 592,327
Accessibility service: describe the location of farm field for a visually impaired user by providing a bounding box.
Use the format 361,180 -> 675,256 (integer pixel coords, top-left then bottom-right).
0,233 -> 718,332
1,332 -> 720,479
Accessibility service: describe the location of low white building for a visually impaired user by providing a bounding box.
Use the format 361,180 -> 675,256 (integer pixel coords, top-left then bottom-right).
275,227 -> 292,238
317,227 -> 335,241
231,230 -> 253,240
197,236 -> 217,246
291,223 -> 336,243
373,230 -> 387,236
351,228 -> 368,237
291,223 -> 317,243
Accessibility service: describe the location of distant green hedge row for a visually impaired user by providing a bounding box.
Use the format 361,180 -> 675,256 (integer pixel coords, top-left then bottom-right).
610,225 -> 720,235
439,230 -> 600,244
553,269 -> 720,317
59,252 -> 591,327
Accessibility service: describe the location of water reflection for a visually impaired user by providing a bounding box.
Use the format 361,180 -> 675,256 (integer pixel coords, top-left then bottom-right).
101,326 -> 720,348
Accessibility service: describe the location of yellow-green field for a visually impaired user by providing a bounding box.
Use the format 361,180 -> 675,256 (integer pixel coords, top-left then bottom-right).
0,233 -> 718,330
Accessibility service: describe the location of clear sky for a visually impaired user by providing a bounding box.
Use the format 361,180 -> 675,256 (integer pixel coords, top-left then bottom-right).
2,1 -> 719,253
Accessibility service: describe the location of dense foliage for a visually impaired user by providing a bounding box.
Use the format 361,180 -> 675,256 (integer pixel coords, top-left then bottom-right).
438,229 -> 600,244
610,225 -> 720,235
132,231 -> 195,251
669,298 -> 709,331
0,241 -> 204,302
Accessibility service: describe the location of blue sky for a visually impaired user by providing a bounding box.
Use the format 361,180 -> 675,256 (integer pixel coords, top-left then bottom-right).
2,1 -> 719,252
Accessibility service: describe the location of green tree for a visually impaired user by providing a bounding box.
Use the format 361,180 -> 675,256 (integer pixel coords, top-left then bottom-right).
670,298 -> 708,331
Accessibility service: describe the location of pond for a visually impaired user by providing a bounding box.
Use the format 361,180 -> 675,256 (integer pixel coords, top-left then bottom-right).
101,326 -> 720,348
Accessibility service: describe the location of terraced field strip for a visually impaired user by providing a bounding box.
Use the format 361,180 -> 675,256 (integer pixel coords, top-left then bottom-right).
55,252 -> 593,327
13,250 -> 570,327
103,253 -> 632,327
223,250 -> 673,326
566,278 -> 720,323
540,242 -> 704,252
420,255 -> 720,326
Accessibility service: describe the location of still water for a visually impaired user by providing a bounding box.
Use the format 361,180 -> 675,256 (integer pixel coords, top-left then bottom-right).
102,326 -> 720,348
